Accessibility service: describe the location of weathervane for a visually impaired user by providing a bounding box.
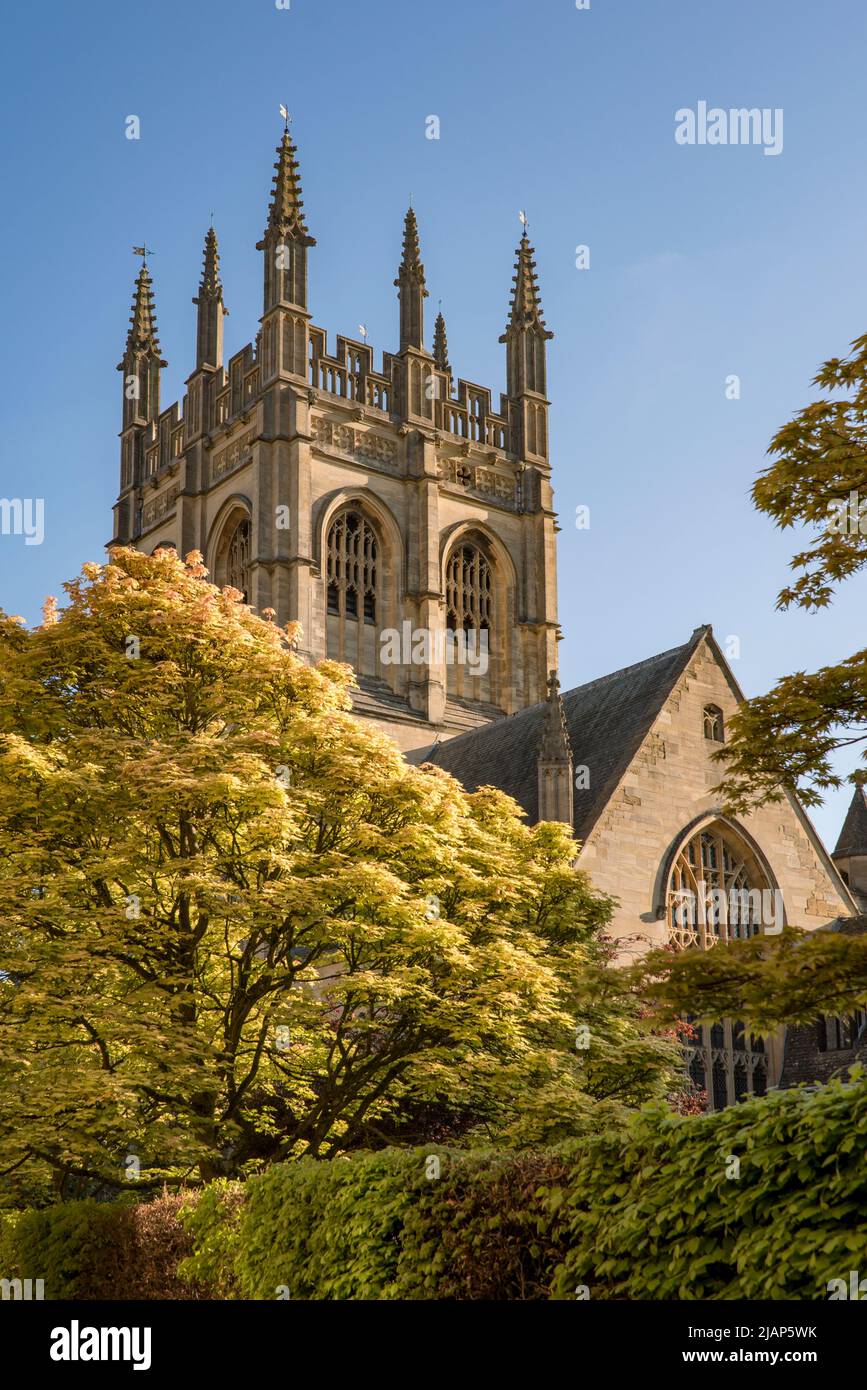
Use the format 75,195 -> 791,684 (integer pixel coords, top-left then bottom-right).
279,103 -> 291,131
132,244 -> 155,264
518,209 -> 529,235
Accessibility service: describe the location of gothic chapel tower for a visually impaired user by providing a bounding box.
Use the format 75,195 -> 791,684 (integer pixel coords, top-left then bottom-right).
111,123 -> 561,752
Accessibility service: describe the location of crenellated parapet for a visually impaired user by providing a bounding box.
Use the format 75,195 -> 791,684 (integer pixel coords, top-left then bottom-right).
306,328 -> 511,453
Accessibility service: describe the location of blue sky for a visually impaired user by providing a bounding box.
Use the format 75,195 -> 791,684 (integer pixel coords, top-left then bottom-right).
0,0 -> 864,848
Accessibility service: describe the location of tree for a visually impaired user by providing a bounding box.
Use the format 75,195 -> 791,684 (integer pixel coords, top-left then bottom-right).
0,548 -> 676,1204
627,926 -> 867,1034
715,333 -> 867,811
633,334 -> 867,1032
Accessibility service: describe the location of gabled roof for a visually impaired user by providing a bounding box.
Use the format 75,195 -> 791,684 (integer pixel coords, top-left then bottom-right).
833,787 -> 867,859
424,627 -> 709,843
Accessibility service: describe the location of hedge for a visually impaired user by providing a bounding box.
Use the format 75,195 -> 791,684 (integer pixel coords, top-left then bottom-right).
178,1148 -> 573,1300
3,1076 -> 866,1299
551,1069 -> 867,1300
0,1192 -> 213,1300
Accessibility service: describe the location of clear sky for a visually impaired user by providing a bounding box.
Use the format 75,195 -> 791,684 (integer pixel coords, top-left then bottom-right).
0,0 -> 864,849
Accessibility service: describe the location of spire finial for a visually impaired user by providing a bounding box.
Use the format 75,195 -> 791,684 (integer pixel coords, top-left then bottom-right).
196,224 -> 223,301
124,254 -> 163,358
396,205 -> 427,285
395,206 -> 428,353
193,224 -> 227,368
259,116 -> 315,245
502,226 -> 552,338
538,669 -> 572,763
536,666 -> 573,826
433,306 -> 450,373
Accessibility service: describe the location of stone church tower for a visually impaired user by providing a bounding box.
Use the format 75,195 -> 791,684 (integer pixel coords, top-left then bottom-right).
111,123 -> 560,752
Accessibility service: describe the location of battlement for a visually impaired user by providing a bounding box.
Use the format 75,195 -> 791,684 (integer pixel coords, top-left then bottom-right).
134,317 -> 526,503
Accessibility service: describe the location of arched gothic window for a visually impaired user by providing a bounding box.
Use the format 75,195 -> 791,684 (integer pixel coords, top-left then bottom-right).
225,517 -> 251,602
325,509 -> 379,676
445,541 -> 494,705
667,821 -> 777,1112
703,704 -> 725,742
213,513 -> 252,603
667,823 -> 768,952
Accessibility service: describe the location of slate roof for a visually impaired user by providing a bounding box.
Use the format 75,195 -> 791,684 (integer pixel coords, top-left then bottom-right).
423,627 -> 709,843
833,787 -> 867,859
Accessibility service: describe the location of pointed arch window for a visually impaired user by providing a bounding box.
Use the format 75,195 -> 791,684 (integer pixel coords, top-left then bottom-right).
685,1017 -> 768,1114
667,823 -> 769,950
225,518 -> 251,601
703,704 -> 725,742
667,820 -> 777,1112
446,544 -> 491,636
445,540 -> 494,705
213,512 -> 252,603
325,509 -> 380,676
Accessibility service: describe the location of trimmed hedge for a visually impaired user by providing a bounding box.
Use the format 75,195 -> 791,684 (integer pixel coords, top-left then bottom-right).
0,1192 -> 213,1300
178,1149 -> 573,1300
4,1077 -> 866,1299
550,1072 -> 867,1300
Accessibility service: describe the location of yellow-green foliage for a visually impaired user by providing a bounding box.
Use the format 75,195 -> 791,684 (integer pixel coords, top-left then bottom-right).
550,1072 -> 867,1300
0,547 -> 673,1203
0,1194 -> 211,1300
0,1201 -> 133,1299
6,1078 -> 865,1300
178,1146 -> 573,1300
178,1075 -> 867,1300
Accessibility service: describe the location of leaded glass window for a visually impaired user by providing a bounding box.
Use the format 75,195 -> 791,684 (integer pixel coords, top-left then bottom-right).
445,542 -> 493,704
667,825 -> 766,951
225,518 -> 251,601
669,822 -> 777,1112
325,509 -> 379,676
703,704 -> 725,742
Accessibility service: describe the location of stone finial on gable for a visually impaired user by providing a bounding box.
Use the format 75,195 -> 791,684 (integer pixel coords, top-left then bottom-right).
537,670 -> 574,827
